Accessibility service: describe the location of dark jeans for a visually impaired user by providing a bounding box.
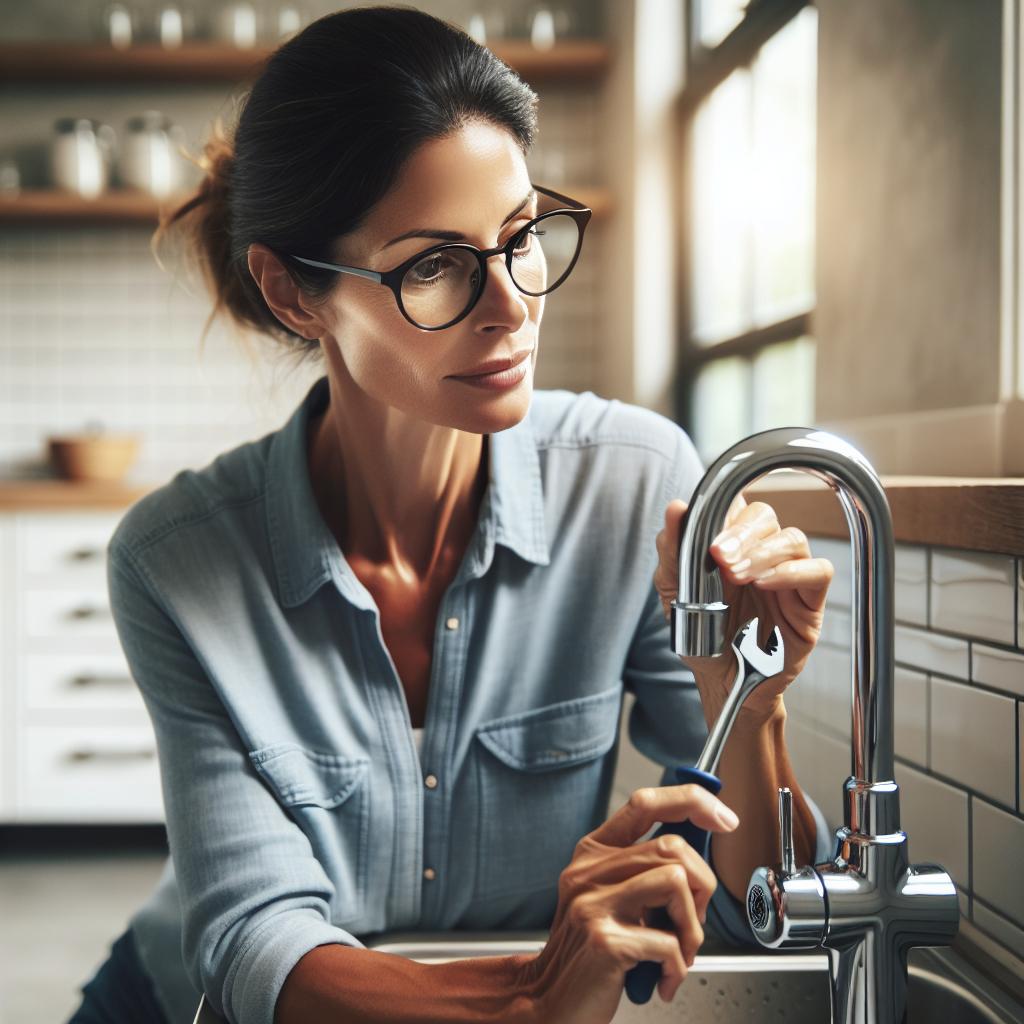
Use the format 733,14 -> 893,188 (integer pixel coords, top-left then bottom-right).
66,928 -> 170,1024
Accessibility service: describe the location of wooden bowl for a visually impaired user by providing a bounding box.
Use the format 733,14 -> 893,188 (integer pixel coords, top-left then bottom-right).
47,433 -> 141,482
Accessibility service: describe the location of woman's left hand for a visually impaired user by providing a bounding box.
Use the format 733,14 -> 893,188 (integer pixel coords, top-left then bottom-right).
653,494 -> 834,716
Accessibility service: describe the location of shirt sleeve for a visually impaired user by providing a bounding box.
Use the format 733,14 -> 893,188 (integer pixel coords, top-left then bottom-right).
107,542 -> 365,1024
620,421 -> 831,947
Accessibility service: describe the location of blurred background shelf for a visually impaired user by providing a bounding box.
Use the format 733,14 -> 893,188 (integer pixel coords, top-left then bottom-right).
0,40 -> 610,84
0,186 -> 613,224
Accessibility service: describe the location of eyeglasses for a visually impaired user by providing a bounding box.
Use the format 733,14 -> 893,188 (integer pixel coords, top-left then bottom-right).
287,183 -> 592,331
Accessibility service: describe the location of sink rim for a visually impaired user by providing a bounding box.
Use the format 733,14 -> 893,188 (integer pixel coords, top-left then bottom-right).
362,932 -> 1022,1023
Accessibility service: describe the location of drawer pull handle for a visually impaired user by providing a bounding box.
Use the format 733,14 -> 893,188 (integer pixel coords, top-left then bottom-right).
67,546 -> 104,562
67,748 -> 155,763
67,605 -> 110,621
71,673 -> 134,687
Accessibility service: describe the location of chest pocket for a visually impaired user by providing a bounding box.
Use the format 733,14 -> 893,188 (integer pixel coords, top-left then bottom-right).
249,743 -> 370,927
472,683 -> 623,902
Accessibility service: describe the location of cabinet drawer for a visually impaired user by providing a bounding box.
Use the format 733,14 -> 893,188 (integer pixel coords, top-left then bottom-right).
22,586 -> 118,642
17,723 -> 164,823
20,651 -> 144,714
17,512 -> 123,582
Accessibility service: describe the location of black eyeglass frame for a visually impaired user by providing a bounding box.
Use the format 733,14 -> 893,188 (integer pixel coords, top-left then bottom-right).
286,183 -> 592,331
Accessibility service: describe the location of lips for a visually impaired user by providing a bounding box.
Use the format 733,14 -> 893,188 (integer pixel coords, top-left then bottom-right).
450,348 -> 532,378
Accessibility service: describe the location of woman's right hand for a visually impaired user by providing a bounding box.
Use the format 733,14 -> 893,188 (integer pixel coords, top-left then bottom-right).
517,784 -> 740,1023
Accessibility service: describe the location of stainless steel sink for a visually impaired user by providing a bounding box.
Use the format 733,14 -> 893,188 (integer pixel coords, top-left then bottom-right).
362,931 -> 1024,1023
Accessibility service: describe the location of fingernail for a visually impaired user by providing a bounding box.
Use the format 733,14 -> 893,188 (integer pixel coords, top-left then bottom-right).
715,534 -> 740,556
730,557 -> 751,576
715,803 -> 740,830
753,567 -> 776,581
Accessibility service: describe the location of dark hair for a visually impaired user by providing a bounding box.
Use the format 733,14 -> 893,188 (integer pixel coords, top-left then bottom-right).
152,4 -> 540,362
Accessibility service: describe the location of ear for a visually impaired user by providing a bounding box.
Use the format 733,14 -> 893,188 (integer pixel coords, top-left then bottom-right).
246,243 -> 329,339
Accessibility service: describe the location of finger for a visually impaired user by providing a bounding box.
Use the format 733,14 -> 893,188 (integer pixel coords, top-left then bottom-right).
592,784 -> 740,848
710,501 -> 780,564
656,500 -> 689,562
615,864 -> 705,967
722,491 -> 749,529
749,556 -> 834,601
611,918 -> 690,996
576,832 -> 718,918
717,525 -> 812,583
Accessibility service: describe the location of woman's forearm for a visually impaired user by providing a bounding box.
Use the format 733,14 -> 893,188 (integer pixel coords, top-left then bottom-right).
691,671 -> 818,903
275,943 -> 538,1024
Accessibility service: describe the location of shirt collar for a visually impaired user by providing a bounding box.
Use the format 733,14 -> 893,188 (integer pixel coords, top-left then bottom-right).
266,375 -> 549,609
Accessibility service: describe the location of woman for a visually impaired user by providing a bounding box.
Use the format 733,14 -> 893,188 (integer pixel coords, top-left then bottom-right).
68,6 -> 834,1024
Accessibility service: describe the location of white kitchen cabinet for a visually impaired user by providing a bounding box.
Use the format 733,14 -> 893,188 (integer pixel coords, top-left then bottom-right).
2,510 -> 164,824
17,722 -> 162,822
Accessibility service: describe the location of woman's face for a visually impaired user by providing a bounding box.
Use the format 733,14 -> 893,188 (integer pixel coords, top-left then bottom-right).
315,120 -> 543,434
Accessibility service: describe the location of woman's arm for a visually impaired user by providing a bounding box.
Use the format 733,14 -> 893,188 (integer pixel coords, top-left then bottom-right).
276,946 -> 537,1024
688,667 -> 817,902
652,494 -> 833,904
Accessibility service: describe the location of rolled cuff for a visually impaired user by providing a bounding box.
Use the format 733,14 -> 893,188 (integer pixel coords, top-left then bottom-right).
219,911 -> 366,1024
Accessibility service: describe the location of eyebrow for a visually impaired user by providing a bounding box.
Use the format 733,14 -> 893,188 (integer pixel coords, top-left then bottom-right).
380,190 -> 537,251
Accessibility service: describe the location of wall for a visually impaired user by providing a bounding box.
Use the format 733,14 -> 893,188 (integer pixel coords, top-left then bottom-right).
813,0 -> 1023,474
788,534 -> 1024,966
0,0 -> 608,483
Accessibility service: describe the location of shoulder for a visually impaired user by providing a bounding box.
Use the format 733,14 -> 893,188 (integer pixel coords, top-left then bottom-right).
108,432 -> 272,562
528,388 -> 704,495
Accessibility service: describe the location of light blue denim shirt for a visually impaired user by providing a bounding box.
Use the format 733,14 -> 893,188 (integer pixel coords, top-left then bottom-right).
108,375 -> 830,1024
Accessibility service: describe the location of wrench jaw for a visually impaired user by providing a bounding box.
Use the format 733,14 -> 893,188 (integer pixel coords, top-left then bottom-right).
694,617 -> 787,777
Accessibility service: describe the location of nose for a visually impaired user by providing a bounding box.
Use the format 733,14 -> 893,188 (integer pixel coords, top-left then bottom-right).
473,250 -> 530,332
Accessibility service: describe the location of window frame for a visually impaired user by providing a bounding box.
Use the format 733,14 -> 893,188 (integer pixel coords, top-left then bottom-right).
675,0 -> 815,438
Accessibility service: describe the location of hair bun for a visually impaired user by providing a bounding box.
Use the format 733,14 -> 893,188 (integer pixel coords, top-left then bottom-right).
197,117 -> 234,198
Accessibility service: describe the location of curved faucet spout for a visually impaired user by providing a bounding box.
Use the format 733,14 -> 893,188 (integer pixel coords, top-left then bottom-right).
670,426 -> 895,785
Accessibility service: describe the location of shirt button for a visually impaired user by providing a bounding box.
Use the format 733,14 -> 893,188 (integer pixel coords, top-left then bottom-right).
424,773 -> 439,789
423,867 -> 437,881
445,617 -> 459,630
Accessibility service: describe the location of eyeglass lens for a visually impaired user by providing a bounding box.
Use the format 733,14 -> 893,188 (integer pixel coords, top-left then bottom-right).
399,211 -> 581,328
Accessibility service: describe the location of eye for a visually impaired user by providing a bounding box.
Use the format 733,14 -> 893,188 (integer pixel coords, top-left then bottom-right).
408,252 -> 454,285
512,225 -> 543,256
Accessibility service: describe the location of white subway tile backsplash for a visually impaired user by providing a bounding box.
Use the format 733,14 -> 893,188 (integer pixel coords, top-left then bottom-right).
894,543 -> 928,626
812,535 -> 853,609
971,643 -> 1024,699
930,679 -> 1016,807
895,623 -> 969,679
819,604 -> 851,648
894,761 -> 969,889
931,549 -> 1016,645
971,901 -> 1024,959
785,714 -> 849,832
972,799 -> 1024,929
809,644 -> 853,743
894,666 -> 928,768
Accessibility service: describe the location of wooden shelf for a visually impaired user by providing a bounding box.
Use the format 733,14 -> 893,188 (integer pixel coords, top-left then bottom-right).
0,39 -> 609,85
0,189 -> 189,224
0,186 -> 613,225
0,478 -> 159,510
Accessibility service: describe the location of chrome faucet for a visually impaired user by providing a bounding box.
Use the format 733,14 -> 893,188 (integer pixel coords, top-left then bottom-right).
671,426 -> 959,1024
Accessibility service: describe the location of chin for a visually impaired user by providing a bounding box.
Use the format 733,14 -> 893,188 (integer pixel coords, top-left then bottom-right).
444,384 -> 533,434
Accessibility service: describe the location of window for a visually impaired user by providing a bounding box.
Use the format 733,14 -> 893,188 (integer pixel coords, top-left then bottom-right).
679,0 -> 818,465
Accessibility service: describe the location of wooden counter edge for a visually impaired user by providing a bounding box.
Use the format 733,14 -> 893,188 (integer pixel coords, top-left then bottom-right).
744,475 -> 1024,555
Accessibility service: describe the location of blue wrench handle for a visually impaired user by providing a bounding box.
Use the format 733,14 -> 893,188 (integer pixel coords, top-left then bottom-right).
623,765 -> 722,1005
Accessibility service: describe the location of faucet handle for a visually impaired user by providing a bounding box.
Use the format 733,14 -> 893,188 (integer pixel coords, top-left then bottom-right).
778,786 -> 795,875
746,787 -> 827,949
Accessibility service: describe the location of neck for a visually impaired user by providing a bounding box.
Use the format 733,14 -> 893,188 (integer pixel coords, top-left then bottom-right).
306,373 -> 488,583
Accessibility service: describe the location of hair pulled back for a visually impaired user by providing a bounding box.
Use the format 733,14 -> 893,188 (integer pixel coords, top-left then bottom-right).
154,4 -> 540,359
